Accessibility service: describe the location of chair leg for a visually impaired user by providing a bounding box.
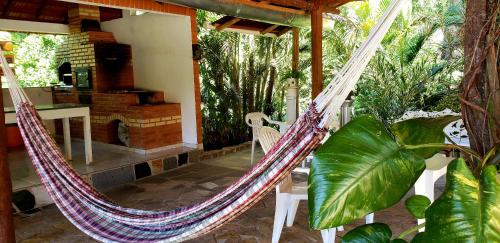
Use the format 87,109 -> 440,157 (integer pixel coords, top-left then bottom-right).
320,228 -> 336,243
414,170 -> 434,232
365,213 -> 374,224
250,139 -> 256,165
286,200 -> 300,227
272,194 -> 289,243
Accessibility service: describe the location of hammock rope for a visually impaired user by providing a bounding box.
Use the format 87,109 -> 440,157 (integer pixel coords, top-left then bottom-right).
1,1 -> 405,242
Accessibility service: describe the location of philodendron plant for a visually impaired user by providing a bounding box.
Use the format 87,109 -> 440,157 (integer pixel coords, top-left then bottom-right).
308,115 -> 500,242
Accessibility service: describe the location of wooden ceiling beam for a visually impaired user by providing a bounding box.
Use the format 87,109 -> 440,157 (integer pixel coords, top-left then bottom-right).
36,0 -> 49,19
2,0 -> 14,17
260,24 -> 279,35
276,26 -> 292,37
264,0 -> 312,10
320,0 -> 357,8
322,6 -> 340,14
230,0 -> 306,15
215,17 -> 241,31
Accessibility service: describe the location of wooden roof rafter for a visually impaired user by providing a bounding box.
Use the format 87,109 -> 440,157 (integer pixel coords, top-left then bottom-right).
35,0 -> 48,20
234,0 -> 306,15
215,17 -> 241,31
0,0 -> 123,25
245,0 -> 354,14
209,15 -> 293,37
260,24 -> 279,35
321,0 -> 356,9
263,0 -> 312,10
207,0 -> 358,37
1,0 -> 13,17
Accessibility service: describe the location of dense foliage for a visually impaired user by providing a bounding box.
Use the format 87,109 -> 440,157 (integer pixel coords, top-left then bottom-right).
334,0 -> 464,123
9,32 -> 66,87
198,0 -> 464,149
197,12 -> 307,149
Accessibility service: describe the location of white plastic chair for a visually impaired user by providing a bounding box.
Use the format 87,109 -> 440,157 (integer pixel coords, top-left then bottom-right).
444,119 -> 470,147
245,112 -> 287,164
259,126 -> 374,243
414,153 -> 455,231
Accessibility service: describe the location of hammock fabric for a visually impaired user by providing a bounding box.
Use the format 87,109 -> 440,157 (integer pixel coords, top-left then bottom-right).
2,0 -> 405,241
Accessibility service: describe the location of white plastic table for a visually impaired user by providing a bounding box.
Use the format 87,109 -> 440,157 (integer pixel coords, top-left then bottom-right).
5,104 -> 93,164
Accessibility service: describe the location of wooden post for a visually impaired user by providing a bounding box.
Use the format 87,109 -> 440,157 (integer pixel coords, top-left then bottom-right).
292,27 -> 299,72
0,77 -> 15,242
311,4 -> 323,99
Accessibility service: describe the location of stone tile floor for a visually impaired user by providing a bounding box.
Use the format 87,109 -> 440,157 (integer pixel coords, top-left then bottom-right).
14,147 -> 444,242
9,140 -> 196,191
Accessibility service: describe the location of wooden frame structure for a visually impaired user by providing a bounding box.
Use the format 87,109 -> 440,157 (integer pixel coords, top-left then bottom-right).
207,0 -> 356,98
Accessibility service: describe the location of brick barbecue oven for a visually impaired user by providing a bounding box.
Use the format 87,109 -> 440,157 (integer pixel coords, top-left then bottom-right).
53,5 -> 182,150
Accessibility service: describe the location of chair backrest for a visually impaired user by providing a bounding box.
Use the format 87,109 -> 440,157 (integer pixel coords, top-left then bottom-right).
443,119 -> 469,146
258,126 -> 282,154
245,112 -> 269,139
258,126 -> 292,193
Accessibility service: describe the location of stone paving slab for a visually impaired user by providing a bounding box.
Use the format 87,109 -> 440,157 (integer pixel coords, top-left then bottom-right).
14,148 -> 442,242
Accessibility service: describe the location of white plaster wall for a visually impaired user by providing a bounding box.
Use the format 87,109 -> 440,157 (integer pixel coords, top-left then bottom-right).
2,87 -> 55,133
2,87 -> 53,107
101,12 -> 198,145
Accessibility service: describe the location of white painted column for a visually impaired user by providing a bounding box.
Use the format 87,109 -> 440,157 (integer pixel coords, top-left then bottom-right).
340,100 -> 353,127
286,78 -> 298,124
62,118 -> 72,161
83,113 -> 93,164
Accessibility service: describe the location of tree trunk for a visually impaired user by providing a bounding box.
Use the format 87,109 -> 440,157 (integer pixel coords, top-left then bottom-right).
230,36 -> 242,120
247,55 -> 256,112
257,39 -> 273,111
242,60 -> 249,117
462,0 -> 500,156
254,70 -> 262,110
264,65 -> 276,115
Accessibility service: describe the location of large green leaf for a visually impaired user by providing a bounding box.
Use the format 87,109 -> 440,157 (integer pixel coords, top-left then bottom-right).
423,159 -> 500,242
390,116 -> 459,158
405,195 -> 431,219
410,233 -> 425,243
309,116 -> 425,229
341,223 -> 392,243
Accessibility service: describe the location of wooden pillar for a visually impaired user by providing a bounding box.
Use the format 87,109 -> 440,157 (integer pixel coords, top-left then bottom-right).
292,27 -> 299,72
0,78 -> 15,242
311,4 -> 323,99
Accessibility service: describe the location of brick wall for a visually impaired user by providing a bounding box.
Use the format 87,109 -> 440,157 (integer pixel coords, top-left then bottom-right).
90,93 -> 182,149
63,0 -> 204,146
54,91 -> 183,149
55,32 -> 97,87
68,5 -> 100,33
53,4 -> 184,150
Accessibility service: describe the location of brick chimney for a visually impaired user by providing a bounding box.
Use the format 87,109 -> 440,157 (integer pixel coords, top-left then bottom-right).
68,5 -> 101,34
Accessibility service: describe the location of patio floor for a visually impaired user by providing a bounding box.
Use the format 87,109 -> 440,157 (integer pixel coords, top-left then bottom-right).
9,140 -> 197,191
13,146 -> 444,242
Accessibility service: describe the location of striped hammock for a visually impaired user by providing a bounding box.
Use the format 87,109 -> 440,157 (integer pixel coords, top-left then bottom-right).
1,1 -> 404,242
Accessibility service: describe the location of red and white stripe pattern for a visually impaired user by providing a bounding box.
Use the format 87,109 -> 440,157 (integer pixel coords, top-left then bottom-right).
16,101 -> 326,242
